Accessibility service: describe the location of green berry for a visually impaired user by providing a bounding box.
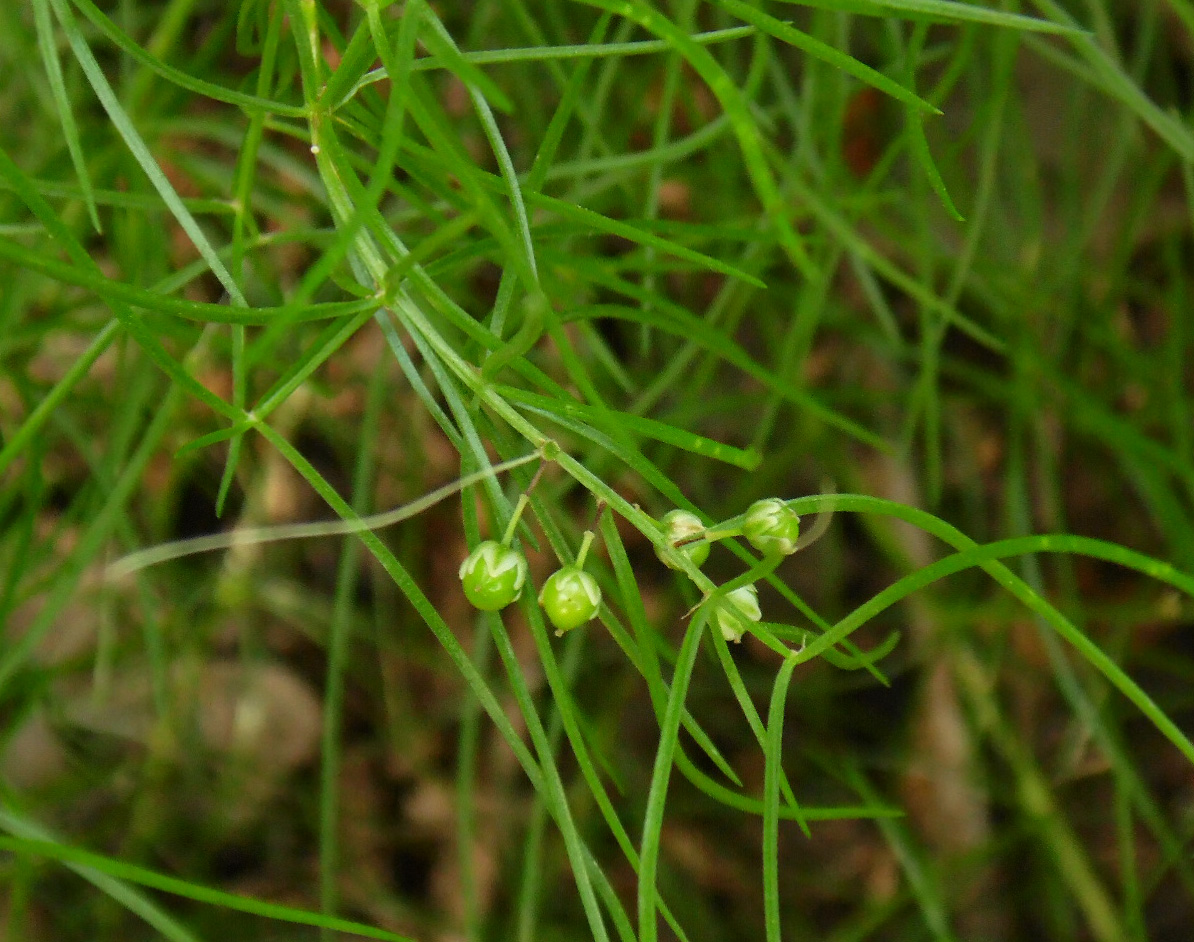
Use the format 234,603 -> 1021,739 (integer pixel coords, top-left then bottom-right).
656,509 -> 710,570
743,498 -> 800,556
713,585 -> 761,643
539,566 -> 602,634
459,540 -> 528,611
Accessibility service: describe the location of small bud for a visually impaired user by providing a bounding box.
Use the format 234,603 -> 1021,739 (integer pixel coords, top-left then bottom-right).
713,585 -> 761,643
539,567 -> 602,634
743,499 -> 800,556
656,509 -> 710,570
459,540 -> 528,611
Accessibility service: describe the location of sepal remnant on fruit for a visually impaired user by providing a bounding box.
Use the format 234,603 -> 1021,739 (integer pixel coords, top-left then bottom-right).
459,540 -> 528,611
712,584 -> 761,642
656,509 -> 710,570
539,567 -> 602,634
743,498 -> 800,556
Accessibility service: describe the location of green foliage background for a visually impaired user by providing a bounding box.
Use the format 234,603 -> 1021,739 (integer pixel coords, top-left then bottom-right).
1,1 -> 1193,940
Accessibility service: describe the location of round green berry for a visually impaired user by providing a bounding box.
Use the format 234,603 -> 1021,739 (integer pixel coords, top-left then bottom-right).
743,498 -> 800,556
713,584 -> 761,643
655,509 -> 710,570
459,540 -> 528,611
539,566 -> 602,634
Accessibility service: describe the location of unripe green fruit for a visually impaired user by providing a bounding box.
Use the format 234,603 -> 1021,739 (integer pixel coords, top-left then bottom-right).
656,509 -> 710,570
743,498 -> 800,556
459,540 -> 528,611
713,584 -> 761,643
539,566 -> 602,634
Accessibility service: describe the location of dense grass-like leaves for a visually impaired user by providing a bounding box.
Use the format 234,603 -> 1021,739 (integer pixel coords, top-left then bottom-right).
3,1 -> 1193,940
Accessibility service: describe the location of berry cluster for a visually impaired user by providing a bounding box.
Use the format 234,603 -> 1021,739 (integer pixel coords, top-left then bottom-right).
457,480 -> 604,635
459,490 -> 802,644
459,529 -> 602,635
653,499 -> 801,642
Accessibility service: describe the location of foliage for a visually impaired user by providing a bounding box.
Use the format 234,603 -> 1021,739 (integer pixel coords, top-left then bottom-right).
2,1 -> 1194,940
